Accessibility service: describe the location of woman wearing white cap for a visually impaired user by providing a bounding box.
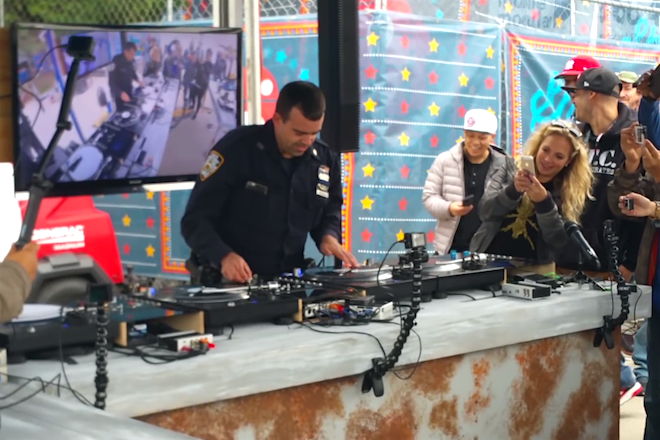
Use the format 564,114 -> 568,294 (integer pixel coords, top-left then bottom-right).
423,109 -> 514,254
470,121 -> 594,262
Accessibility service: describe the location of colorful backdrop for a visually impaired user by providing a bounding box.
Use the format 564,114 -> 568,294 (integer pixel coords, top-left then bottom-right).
92,6 -> 660,278
504,29 -> 660,156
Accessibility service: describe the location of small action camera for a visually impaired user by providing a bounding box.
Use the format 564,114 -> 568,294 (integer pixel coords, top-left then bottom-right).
624,198 -> 635,211
635,125 -> 648,144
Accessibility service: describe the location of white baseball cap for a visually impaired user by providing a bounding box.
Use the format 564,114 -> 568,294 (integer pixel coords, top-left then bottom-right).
463,109 -> 497,135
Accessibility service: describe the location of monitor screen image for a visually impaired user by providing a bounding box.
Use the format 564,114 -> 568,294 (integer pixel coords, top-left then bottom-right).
12,23 -> 241,195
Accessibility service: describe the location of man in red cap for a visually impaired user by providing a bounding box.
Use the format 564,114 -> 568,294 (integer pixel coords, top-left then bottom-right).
555,55 -> 601,88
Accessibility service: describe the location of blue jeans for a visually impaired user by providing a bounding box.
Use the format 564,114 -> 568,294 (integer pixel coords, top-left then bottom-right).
622,355 -> 636,389
634,320 -> 649,381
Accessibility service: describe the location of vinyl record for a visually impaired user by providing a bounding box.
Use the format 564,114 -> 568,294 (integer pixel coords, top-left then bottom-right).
172,285 -> 250,304
12,304 -> 63,323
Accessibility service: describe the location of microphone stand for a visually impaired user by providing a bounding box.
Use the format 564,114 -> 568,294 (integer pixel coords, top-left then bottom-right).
564,252 -> 606,292
15,37 -> 96,247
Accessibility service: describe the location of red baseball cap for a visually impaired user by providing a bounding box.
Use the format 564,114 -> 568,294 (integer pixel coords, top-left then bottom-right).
554,55 -> 602,79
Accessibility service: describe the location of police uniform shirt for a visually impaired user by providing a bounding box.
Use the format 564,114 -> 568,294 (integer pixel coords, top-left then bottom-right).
108,54 -> 138,103
181,120 -> 341,277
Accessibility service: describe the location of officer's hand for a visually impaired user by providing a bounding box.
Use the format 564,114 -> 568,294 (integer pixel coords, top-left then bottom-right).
4,242 -> 40,280
220,252 -> 252,283
120,92 -> 130,102
320,235 -> 359,268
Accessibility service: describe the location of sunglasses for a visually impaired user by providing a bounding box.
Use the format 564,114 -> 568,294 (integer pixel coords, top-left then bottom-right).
549,120 -> 582,138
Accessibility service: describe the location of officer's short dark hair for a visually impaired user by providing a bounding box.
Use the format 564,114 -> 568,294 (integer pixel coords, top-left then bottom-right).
275,81 -> 325,122
123,42 -> 137,52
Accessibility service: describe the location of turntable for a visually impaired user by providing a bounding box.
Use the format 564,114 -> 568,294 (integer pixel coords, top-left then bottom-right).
0,305 -> 120,364
63,145 -> 104,181
304,264 -> 439,302
304,252 -> 507,301
126,280 -> 310,332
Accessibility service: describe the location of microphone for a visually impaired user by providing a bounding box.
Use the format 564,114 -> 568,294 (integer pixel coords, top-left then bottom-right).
564,221 -> 601,270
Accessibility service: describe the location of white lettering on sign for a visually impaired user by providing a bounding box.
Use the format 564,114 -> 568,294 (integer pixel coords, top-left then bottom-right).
32,225 -> 85,246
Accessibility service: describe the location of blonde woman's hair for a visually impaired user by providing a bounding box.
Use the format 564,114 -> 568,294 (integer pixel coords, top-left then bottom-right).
514,121 -> 594,224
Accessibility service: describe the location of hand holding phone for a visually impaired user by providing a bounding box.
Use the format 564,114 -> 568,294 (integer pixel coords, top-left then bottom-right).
462,194 -> 475,207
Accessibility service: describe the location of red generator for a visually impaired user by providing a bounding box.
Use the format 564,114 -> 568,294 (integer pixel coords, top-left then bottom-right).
19,196 -> 125,305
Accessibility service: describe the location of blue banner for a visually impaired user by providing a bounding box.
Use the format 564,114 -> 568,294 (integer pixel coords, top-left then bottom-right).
504,27 -> 660,156
351,12 -> 501,256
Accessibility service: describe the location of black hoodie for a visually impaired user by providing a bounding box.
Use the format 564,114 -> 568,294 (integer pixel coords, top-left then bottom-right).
557,102 -> 640,272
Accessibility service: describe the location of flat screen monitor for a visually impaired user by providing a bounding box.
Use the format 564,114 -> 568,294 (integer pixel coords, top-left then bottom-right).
11,23 -> 242,196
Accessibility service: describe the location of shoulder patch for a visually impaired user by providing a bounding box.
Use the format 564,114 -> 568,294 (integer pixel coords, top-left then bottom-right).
200,151 -> 224,181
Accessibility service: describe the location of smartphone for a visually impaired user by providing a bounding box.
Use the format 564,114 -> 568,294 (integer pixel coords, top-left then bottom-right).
462,194 -> 475,207
520,155 -> 536,176
635,125 -> 648,144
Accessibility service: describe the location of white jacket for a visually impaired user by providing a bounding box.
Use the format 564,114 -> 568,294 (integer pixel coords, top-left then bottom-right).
422,142 -> 511,254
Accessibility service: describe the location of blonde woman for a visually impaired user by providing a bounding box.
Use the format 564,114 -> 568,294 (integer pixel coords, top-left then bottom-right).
470,120 -> 594,263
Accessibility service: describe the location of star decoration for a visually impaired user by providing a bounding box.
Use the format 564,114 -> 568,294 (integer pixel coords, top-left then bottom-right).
362,162 -> 375,177
401,67 -> 411,81
430,134 -> 439,148
458,105 -> 467,118
146,245 -> 155,257
501,61 -> 506,72
428,102 -> 440,116
396,229 -> 405,241
398,197 -> 408,211
580,23 -> 590,34
367,32 -> 380,46
398,132 -> 410,146
361,195 -> 375,210
364,130 -> 376,144
504,1 -> 513,13
456,135 -> 465,144
457,42 -> 467,56
122,214 -> 131,227
427,230 -> 435,243
361,228 -> 374,243
365,64 -> 378,79
400,164 -> 411,179
428,38 -> 439,52
401,100 -> 409,114
479,0 -> 488,4
401,35 -> 410,48
429,71 -> 439,84
122,243 -> 131,255
459,73 -> 469,87
487,107 -> 496,115
122,193 -> 129,198
363,97 -> 377,112
146,216 -> 155,228
486,46 -> 495,59
531,9 -> 540,20
556,16 -> 563,28
146,192 -> 154,200
484,76 -> 495,89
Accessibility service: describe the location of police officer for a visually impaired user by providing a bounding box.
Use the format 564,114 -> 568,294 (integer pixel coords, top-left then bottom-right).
181,81 -> 358,283
108,42 -> 143,112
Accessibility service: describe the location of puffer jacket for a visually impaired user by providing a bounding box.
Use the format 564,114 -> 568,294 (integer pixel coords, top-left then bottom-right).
422,142 -> 513,254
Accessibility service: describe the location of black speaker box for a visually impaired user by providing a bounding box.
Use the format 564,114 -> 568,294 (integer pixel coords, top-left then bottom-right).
317,0 -> 360,153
